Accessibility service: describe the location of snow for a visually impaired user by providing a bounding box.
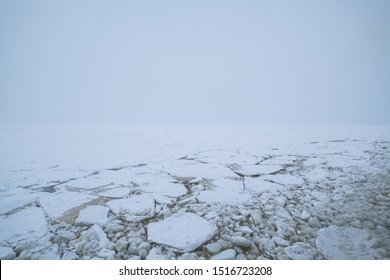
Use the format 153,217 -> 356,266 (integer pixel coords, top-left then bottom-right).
0,124 -> 389,259
147,212 -> 216,252
0,207 -> 48,243
75,205 -> 109,226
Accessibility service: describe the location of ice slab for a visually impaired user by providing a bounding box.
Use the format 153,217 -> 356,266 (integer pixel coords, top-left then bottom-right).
198,178 -> 252,205
262,174 -> 304,185
39,191 -> 97,220
141,182 -> 187,198
75,205 -> 109,226
99,187 -> 130,198
164,161 -> 237,180
67,169 -> 133,189
233,164 -> 284,176
245,177 -> 285,193
0,207 -> 48,243
147,212 -> 216,252
107,194 -> 155,216
0,191 -> 40,214
316,226 -> 378,259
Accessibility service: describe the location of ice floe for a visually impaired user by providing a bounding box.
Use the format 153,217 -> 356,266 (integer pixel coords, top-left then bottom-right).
0,207 -> 48,243
316,226 -> 380,259
75,205 -> 109,226
147,212 -> 216,252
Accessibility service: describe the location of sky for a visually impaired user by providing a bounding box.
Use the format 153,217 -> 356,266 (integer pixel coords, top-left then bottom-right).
1,0 -> 389,124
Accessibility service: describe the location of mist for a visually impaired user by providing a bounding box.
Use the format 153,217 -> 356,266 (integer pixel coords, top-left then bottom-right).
1,0 -> 389,124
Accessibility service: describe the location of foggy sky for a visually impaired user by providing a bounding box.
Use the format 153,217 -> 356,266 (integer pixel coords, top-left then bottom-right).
1,0 -> 389,124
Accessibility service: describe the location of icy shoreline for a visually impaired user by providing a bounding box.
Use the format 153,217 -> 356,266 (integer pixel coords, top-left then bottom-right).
0,125 -> 389,260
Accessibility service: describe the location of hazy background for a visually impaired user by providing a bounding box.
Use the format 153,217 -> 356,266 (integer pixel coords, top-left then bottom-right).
1,0 -> 389,124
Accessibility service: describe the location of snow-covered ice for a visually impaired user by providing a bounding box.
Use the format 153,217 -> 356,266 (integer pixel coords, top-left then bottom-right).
147,212 -> 216,252
75,205 -> 109,226
0,125 -> 389,259
0,207 -> 48,243
316,226 -> 381,259
198,178 -> 252,205
106,195 -> 155,218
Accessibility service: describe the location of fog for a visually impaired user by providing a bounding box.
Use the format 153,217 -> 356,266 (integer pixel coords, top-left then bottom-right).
1,0 -> 389,124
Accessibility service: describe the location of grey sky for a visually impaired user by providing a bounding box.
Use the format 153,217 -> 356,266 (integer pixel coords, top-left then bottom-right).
1,0 -> 389,124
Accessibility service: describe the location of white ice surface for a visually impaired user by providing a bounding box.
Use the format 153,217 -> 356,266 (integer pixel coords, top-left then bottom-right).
233,164 -> 284,176
0,191 -> 40,214
262,174 -> 305,186
147,212 -> 216,252
164,161 -> 237,180
140,182 -> 187,198
198,178 -> 252,205
107,194 -> 155,217
0,207 -> 48,243
39,191 -> 97,220
244,177 -> 285,193
75,205 -> 109,226
99,187 -> 130,198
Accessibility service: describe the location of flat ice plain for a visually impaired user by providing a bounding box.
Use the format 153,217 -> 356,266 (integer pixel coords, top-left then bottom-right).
0,125 -> 389,260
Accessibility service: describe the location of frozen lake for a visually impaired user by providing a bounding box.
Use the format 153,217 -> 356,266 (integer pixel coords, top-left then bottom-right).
0,125 -> 389,260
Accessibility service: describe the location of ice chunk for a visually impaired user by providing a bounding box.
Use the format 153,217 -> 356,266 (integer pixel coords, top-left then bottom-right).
304,166 -> 328,182
76,225 -> 110,254
316,226 -> 378,259
0,207 -> 48,243
229,236 -> 252,248
107,194 -> 155,216
75,205 -> 109,226
285,242 -> 313,260
147,212 -> 216,252
210,249 -> 236,260
0,246 -> 16,259
206,243 -> 222,254
146,247 -> 170,260
300,210 -> 311,221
